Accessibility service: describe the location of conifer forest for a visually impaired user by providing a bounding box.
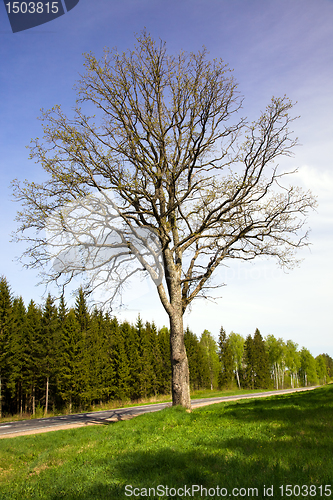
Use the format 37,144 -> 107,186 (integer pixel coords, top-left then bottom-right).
0,276 -> 331,418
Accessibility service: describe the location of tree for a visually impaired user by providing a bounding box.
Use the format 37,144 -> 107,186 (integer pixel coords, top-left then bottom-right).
7,296 -> 27,415
243,329 -> 269,389
184,327 -> 209,390
320,354 -> 333,379
243,334 -> 255,389
228,332 -> 244,389
315,355 -> 327,385
58,308 -> 86,412
252,328 -> 270,389
218,327 -> 234,389
25,300 -> 42,415
200,330 -> 220,390
265,334 -> 286,389
157,326 -> 171,394
285,339 -> 300,388
0,277 -> 12,418
300,347 -> 317,387
12,32 -> 316,408
40,294 -> 59,415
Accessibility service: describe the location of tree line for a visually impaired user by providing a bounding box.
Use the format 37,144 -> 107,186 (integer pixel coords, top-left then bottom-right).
0,276 -> 331,417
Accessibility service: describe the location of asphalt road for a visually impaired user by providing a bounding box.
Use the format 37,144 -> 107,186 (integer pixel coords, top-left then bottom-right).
0,386 -> 318,438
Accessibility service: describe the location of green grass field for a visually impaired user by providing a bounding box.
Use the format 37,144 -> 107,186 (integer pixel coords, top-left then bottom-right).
0,385 -> 332,500
0,387 -> 282,424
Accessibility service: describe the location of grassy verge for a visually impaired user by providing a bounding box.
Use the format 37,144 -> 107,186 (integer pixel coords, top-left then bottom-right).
0,385 -> 332,500
0,387 -> 285,423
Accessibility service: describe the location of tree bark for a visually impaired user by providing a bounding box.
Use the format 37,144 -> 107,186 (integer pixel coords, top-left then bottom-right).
32,385 -> 35,416
169,311 -> 191,409
0,377 -> 2,419
236,369 -> 241,389
45,376 -> 49,416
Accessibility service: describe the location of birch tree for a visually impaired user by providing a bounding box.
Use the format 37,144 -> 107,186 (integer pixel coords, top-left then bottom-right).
12,32 -> 316,408
228,331 -> 244,389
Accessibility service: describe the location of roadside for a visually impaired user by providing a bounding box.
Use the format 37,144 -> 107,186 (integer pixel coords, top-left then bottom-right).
0,386 -> 319,439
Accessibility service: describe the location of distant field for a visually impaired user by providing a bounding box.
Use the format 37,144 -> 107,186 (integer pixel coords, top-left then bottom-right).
0,385 -> 332,500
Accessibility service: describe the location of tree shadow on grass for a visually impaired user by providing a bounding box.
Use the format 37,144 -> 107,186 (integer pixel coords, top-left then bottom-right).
44,442 -> 332,500
28,387 -> 333,500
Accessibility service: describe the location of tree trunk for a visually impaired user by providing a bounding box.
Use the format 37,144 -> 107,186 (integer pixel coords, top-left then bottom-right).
45,376 -> 49,416
236,369 -> 241,389
275,363 -> 279,390
32,385 -> 35,416
169,311 -> 191,409
0,376 -> 2,419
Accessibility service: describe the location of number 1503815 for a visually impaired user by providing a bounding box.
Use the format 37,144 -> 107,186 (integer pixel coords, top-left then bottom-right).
279,485 -> 331,497
5,2 -> 59,14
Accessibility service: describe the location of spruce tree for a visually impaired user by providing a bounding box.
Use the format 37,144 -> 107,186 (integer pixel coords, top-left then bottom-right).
124,320 -> 142,400
147,322 -> 163,397
139,321 -> 159,398
113,321 -> 131,400
86,308 -> 112,405
253,328 -> 270,389
58,308 -> 86,412
25,300 -> 42,415
243,334 -> 255,389
184,327 -> 210,390
74,288 -> 90,334
218,327 -> 234,389
7,297 -> 27,415
0,276 -> 12,417
184,327 -> 200,390
40,294 -> 59,415
157,326 -> 171,394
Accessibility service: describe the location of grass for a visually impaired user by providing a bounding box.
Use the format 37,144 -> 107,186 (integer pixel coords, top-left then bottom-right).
0,386 -> 280,424
0,385 -> 332,499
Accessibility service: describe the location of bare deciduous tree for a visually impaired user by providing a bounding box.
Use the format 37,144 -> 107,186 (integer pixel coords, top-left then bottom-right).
12,32 -> 316,408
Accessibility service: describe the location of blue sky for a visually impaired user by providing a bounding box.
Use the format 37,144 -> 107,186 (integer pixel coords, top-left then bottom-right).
0,0 -> 332,355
